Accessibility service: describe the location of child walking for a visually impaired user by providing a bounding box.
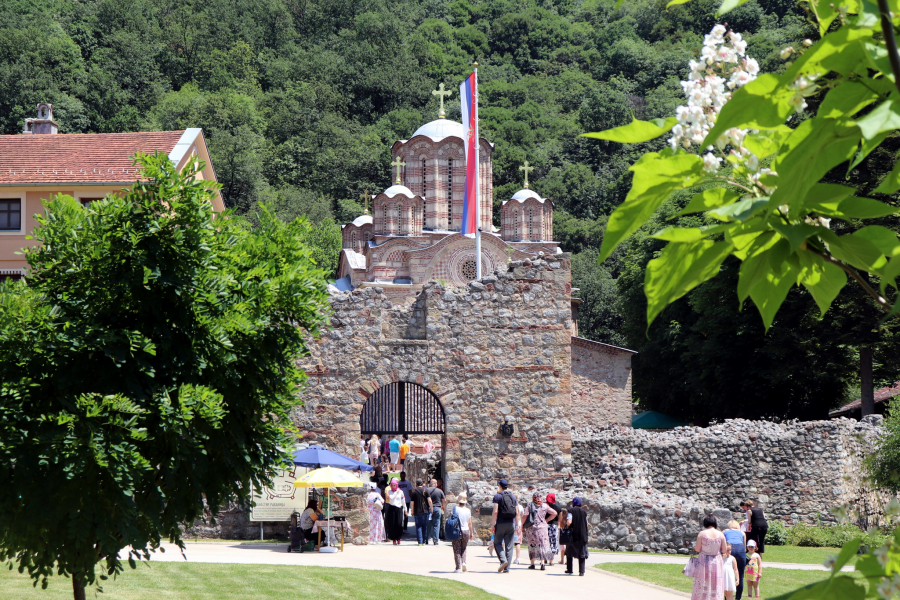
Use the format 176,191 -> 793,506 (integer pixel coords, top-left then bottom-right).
723,542 -> 740,599
746,539 -> 763,598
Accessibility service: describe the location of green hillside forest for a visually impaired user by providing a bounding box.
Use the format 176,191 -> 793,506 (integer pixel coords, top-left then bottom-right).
3,0 -> 899,421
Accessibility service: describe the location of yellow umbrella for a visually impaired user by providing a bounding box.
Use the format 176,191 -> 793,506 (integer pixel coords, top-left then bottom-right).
293,466 -> 365,488
293,467 -> 364,553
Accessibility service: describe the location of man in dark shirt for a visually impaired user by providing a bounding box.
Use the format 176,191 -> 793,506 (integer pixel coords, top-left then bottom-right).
426,478 -> 447,545
491,479 -> 518,573
408,479 -> 433,546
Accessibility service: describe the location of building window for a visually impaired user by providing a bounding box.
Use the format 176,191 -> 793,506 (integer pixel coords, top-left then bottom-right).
421,159 -> 427,197
460,259 -> 477,281
514,209 -> 520,240
79,197 -> 103,207
351,231 -> 357,250
447,159 -> 453,229
396,203 -> 401,235
0,199 -> 21,230
528,208 -> 534,241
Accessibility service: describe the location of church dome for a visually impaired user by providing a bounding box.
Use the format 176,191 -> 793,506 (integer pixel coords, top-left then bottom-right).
411,119 -> 465,141
510,188 -> 545,202
381,184 -> 417,198
351,214 -> 373,227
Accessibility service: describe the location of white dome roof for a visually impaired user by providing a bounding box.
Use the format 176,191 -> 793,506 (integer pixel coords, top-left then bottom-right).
381,184 -> 417,198
510,188 -> 545,202
351,214 -> 373,227
411,119 -> 465,141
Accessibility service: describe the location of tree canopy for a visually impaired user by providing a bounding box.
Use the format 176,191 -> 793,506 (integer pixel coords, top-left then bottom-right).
0,154 -> 330,599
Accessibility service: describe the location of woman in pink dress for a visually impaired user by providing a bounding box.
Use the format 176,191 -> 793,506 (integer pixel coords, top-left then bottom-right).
367,486 -> 386,544
691,515 -> 726,600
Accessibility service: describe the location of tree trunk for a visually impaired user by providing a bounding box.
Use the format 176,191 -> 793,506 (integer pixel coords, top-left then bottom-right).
861,346 -> 875,417
72,576 -> 86,600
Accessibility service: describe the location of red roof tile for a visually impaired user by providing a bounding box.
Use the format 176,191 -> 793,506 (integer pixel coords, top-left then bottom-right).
830,381 -> 900,415
0,131 -> 185,184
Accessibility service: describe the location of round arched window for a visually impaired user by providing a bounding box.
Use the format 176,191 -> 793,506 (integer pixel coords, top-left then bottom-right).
460,259 -> 478,281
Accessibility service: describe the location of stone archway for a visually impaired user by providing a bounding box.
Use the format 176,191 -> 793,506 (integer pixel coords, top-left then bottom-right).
360,381 -> 446,481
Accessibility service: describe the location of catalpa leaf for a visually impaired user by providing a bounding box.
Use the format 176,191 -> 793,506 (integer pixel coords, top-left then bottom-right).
599,152 -> 703,262
651,224 -> 730,242
749,260 -> 799,331
581,117 -> 677,144
770,119 -> 861,214
645,239 -> 734,326
854,225 -> 900,255
679,188 -> 741,216
704,75 -> 795,146
798,251 -> 847,316
874,155 -> 900,194
821,229 -> 887,270
855,99 -> 900,142
717,0 -> 752,15
707,196 -> 769,222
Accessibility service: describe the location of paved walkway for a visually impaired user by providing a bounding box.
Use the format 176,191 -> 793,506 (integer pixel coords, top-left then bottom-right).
150,540 -> 685,600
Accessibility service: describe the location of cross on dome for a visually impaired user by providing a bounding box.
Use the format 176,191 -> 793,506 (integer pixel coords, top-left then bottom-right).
432,83 -> 452,119
519,160 -> 534,189
360,189 -> 370,214
390,156 -> 406,184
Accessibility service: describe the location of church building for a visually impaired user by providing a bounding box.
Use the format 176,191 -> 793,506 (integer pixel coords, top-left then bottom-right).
337,112 -> 558,294
296,88 -> 636,491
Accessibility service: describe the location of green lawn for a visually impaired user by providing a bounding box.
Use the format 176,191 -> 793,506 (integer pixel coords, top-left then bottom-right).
0,563 -> 502,600
597,563 -> 863,598
592,545 -> 852,566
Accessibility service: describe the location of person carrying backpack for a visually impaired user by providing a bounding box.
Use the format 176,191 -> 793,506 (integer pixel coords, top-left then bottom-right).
447,492 -> 475,573
491,479 -> 518,573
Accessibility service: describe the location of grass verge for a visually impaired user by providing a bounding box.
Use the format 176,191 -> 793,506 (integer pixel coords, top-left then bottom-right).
1,563 -> 502,600
598,562 -> 863,598
591,545 -> 853,566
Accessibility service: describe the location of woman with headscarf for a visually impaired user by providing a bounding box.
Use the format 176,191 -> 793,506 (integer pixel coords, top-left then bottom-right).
525,492 -> 557,570
546,492 -> 561,560
384,477 -> 406,545
566,497 -> 589,576
367,480 -> 386,544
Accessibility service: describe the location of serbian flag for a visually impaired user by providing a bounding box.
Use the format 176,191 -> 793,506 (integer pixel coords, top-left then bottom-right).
460,71 -> 479,235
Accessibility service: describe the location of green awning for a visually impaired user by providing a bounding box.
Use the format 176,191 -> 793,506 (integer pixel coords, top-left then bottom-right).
632,410 -> 690,429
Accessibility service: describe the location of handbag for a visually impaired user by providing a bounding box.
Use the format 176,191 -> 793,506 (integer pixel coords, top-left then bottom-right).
558,527 -> 572,545
683,550 -> 699,578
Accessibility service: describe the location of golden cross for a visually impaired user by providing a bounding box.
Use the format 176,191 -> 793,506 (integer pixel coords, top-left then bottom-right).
390,156 -> 406,184
432,83 -> 453,119
519,160 -> 535,189
360,190 -> 370,214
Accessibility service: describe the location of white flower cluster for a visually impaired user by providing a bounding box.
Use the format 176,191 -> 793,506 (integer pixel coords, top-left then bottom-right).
668,25 -> 760,177
789,74 -> 818,113
877,571 -> 900,599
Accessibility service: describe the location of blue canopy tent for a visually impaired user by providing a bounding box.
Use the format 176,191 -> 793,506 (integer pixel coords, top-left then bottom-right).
632,411 -> 690,429
291,445 -> 374,471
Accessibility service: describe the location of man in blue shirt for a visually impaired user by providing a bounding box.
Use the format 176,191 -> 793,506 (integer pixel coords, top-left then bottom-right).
388,436 -> 401,471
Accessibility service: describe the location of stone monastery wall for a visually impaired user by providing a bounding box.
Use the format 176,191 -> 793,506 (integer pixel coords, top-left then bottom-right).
294,256 -> 576,486
572,418 -> 889,526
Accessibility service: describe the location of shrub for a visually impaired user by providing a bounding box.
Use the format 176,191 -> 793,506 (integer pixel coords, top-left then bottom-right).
766,520 -> 788,546
786,522 -> 889,548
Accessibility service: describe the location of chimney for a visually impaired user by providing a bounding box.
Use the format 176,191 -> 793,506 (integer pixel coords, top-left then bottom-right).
23,103 -> 58,135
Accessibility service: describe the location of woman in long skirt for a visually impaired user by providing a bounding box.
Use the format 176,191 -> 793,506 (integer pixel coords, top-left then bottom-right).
525,492 -> 557,570
367,487 -> 386,544
692,515 -> 727,600
384,478 -> 406,545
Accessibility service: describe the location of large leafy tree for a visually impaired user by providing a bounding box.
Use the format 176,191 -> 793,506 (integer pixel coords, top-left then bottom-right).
0,154 -> 329,599
588,1 -> 900,597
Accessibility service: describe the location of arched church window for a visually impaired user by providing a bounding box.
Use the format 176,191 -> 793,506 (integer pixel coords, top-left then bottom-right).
396,203 -> 401,235
422,159 -> 427,198
447,159 -> 453,229
514,209 -> 520,240
528,208 -> 534,241
351,231 -> 357,250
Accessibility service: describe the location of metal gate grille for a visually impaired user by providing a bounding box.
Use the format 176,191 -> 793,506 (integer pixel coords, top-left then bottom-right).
360,382 -> 445,435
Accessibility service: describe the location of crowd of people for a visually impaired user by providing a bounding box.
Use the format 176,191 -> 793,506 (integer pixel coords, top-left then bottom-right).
690,501 -> 768,600
364,475 -> 591,576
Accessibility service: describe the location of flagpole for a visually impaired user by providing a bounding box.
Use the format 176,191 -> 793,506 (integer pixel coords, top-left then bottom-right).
473,62 -> 482,280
